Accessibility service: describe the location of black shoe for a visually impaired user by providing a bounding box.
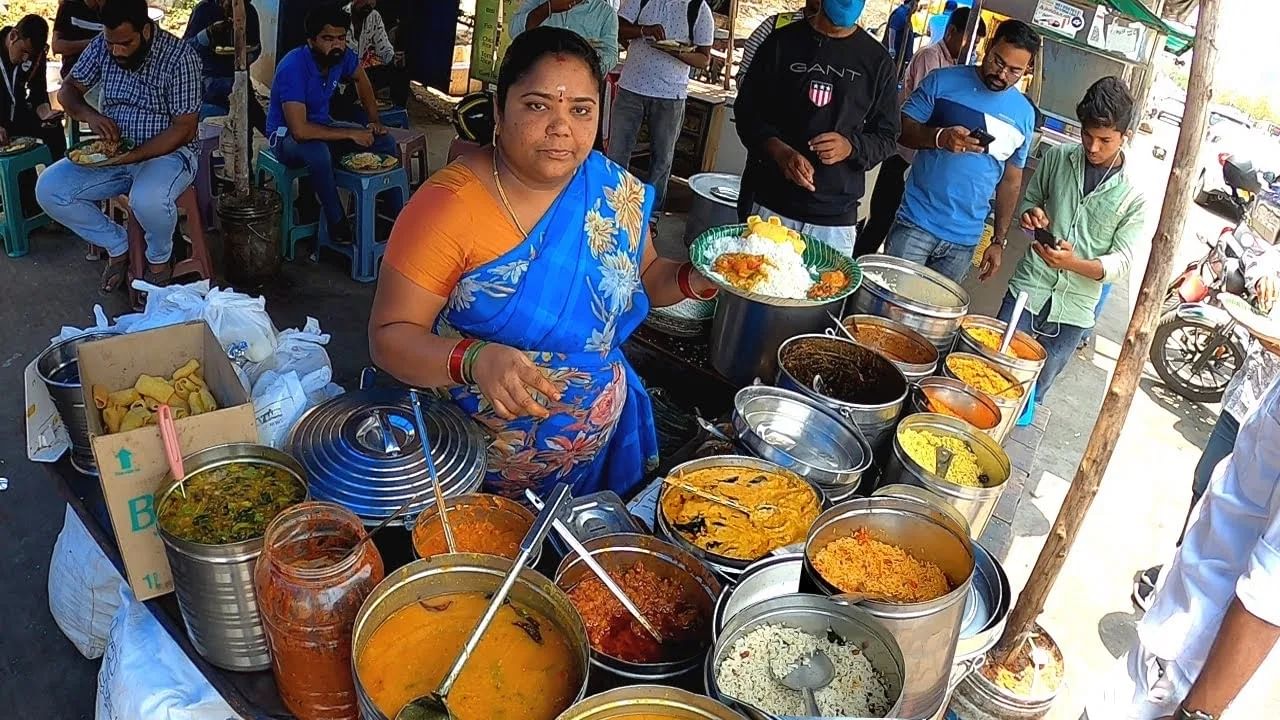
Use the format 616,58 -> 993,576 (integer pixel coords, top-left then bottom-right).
1131,565 -> 1162,612
329,219 -> 354,246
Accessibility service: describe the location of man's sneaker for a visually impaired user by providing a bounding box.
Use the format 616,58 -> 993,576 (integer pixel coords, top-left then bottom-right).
329,218 -> 354,246
1132,565 -> 1162,612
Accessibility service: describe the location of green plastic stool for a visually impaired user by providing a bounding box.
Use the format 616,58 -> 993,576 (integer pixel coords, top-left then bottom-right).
0,144 -> 53,257
256,147 -> 318,260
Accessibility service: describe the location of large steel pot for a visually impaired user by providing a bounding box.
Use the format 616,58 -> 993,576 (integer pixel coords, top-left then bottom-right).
955,315 -> 1047,424
803,497 -> 974,720
941,352 -> 1028,445
709,292 -> 837,387
853,255 -> 969,353
908,377 -> 1001,439
776,334 -> 907,460
683,173 -> 742,246
708,593 -> 906,719
840,314 -> 939,381
352,553 -> 591,720
410,492 -> 540,566
37,330 -> 118,475
156,443 -> 309,671
731,385 -> 871,493
885,413 -> 1011,538
557,685 -> 744,720
554,533 -> 721,681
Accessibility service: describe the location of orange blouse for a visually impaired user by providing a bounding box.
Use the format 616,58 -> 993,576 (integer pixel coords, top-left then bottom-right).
383,162 -> 523,297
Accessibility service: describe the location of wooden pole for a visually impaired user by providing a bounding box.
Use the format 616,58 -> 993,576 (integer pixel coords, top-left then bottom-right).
229,0 -> 251,199
723,0 -> 739,90
991,0 -> 1224,663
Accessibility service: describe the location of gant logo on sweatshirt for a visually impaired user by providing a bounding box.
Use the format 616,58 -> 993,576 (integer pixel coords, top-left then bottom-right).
789,62 -> 862,80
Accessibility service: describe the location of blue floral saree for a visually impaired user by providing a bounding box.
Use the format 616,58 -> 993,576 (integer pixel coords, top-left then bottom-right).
436,151 -> 660,500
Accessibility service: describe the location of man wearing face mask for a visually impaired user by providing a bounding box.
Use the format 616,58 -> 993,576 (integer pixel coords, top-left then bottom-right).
266,3 -> 395,247
37,0 -> 202,292
734,0 -> 899,256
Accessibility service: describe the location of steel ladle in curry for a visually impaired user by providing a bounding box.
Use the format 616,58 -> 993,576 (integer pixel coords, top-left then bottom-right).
394,482 -> 572,720
410,388 -> 458,553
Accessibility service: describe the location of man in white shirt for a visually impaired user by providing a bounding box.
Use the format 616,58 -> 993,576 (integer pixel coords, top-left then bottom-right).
1089,334 -> 1280,720
606,0 -> 714,217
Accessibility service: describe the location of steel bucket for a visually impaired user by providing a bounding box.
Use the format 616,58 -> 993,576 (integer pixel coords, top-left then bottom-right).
351,553 -> 591,720
155,443 -> 309,671
683,173 -> 742,247
838,314 -> 939,382
907,377 -> 1001,439
803,497 -> 974,720
940,352 -> 1029,445
884,413 -> 1011,538
853,255 -> 969,354
37,330 -> 117,475
709,292 -> 838,387
955,316 -> 1047,424
556,685 -> 743,720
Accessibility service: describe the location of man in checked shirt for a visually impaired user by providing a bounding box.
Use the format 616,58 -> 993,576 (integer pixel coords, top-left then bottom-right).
37,0 -> 201,292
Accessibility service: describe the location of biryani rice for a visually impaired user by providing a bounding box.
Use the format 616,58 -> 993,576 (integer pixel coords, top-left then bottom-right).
706,233 -> 815,300
812,528 -> 951,603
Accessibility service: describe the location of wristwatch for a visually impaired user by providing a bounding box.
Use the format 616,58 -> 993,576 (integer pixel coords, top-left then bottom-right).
1174,707 -> 1216,720
991,235 -> 1007,248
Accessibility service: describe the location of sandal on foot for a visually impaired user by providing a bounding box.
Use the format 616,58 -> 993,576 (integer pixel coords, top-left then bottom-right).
143,263 -> 173,287
99,257 -> 129,295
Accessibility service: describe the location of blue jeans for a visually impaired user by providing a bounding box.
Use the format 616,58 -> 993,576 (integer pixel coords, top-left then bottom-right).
1191,410 -> 1239,508
751,203 -> 856,257
199,76 -> 266,133
605,87 -> 685,212
883,219 -> 975,283
36,149 -> 197,263
273,122 -> 397,225
1080,282 -> 1113,344
997,292 -> 1088,400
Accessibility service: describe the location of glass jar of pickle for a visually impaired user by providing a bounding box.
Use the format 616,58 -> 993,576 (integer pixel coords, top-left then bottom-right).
254,502 -> 384,720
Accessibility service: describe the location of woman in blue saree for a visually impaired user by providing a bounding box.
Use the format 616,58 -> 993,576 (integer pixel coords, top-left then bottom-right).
370,27 -> 717,500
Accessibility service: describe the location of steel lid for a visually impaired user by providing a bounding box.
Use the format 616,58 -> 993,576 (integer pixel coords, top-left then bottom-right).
712,552 -> 804,638
955,540 -> 1011,662
285,387 -> 487,525
859,254 -> 971,316
688,172 -> 741,206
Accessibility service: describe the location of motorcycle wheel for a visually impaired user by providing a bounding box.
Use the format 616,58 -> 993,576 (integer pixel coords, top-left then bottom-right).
1149,310 -> 1243,404
1161,290 -> 1182,316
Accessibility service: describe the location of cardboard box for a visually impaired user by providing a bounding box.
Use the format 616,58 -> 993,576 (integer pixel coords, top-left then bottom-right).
77,321 -> 258,601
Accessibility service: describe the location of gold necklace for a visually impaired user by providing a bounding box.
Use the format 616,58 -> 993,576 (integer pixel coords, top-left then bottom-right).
492,148 -> 529,238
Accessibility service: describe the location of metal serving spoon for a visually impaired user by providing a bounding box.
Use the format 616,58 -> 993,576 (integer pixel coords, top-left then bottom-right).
660,476 -> 780,516
394,483 -> 571,720
775,649 -> 834,715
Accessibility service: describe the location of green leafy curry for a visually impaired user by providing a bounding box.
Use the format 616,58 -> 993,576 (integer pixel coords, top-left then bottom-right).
159,462 -> 305,545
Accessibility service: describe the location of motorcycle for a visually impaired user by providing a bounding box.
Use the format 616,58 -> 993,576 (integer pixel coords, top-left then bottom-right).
1150,162 -> 1278,403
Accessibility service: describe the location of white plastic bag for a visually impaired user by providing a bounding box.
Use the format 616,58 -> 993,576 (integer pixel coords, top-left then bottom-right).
52,304 -> 113,343
95,585 -> 238,720
117,279 -> 212,335
201,287 -> 278,363
251,317 -> 333,396
251,369 -> 310,448
47,505 -> 125,659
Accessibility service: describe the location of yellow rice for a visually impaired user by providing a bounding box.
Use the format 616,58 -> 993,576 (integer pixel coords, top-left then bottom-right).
899,428 -> 984,487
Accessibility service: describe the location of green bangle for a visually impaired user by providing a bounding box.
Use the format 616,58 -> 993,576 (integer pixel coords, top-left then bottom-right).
461,341 -> 488,385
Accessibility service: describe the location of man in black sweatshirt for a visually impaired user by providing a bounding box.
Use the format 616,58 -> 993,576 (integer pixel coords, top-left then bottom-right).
734,0 -> 899,256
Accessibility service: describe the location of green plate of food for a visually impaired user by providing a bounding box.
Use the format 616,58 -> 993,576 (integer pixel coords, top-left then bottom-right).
340,151 -> 399,174
689,220 -> 861,308
68,137 -> 135,166
0,136 -> 39,156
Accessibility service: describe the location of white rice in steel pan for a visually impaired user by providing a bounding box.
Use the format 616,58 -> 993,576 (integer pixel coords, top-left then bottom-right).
706,233 -> 816,300
716,623 -> 892,717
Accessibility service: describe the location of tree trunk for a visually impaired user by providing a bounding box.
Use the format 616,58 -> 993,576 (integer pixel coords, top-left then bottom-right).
229,0 -> 251,199
991,0 -> 1224,663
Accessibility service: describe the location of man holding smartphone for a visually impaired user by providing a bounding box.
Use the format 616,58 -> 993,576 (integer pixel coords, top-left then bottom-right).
998,76 -> 1148,400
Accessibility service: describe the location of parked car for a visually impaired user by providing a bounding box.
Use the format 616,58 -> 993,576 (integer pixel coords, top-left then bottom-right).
1155,97 -> 1185,125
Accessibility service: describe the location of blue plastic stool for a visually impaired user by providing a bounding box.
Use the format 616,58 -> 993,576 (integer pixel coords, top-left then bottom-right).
0,144 -> 53,257
256,147 -> 319,260
378,105 -> 409,129
318,166 -> 409,282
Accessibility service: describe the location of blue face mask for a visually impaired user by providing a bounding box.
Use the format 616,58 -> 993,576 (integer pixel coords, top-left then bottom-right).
823,0 -> 866,28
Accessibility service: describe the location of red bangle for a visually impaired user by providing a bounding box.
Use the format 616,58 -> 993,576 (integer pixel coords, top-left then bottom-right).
678,263 -> 717,300
447,339 -> 476,385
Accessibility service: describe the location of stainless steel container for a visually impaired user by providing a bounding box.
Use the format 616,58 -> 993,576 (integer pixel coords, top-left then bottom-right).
352,553 -> 591,720
853,255 -> 970,353
554,533 -> 722,681
775,334 -> 908,459
804,497 -> 975,720
941,352 -> 1029,445
870,483 -> 971,535
711,553 -> 804,640
556,685 -> 744,720
840,314 -> 939,381
885,413 -> 1011,538
708,593 -> 906,720
709,292 -> 838,387
683,173 -> 742,246
410,492 -> 540,566
655,455 -> 824,579
908,377 -> 1001,438
954,540 -> 1011,666
155,443 -> 309,672
287,385 -> 487,526
732,385 -> 872,494
36,331 -> 117,475
955,315 -> 1047,427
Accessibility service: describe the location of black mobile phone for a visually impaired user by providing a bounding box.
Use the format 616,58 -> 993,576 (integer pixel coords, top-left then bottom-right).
969,127 -> 996,147
1034,227 -> 1060,249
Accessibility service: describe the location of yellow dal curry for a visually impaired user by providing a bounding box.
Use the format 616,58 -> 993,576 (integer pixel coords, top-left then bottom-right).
356,592 -> 582,720
660,466 -> 820,561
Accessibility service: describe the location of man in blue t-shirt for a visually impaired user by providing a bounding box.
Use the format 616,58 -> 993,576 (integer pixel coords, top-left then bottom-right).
883,0 -> 914,72
885,19 -> 1039,283
266,3 -> 394,246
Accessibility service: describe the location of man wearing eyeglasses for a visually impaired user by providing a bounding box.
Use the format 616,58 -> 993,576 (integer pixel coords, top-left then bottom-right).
885,19 -> 1040,283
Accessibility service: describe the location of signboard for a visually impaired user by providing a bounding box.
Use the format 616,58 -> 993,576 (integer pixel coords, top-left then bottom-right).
1106,23 -> 1142,58
471,0 -> 501,84
1032,0 -> 1086,37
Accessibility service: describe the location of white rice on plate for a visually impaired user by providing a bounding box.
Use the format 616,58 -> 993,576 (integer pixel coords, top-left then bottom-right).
716,623 -> 892,717
706,233 -> 816,300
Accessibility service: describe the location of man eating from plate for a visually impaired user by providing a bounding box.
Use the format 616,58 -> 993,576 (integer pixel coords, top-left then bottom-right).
36,0 -> 202,293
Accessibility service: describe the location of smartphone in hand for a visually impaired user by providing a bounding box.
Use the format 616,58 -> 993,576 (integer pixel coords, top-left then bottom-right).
969,127 -> 996,148
1034,227 -> 1061,249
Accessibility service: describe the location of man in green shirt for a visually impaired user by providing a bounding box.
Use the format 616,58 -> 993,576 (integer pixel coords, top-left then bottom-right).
997,76 -> 1148,399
